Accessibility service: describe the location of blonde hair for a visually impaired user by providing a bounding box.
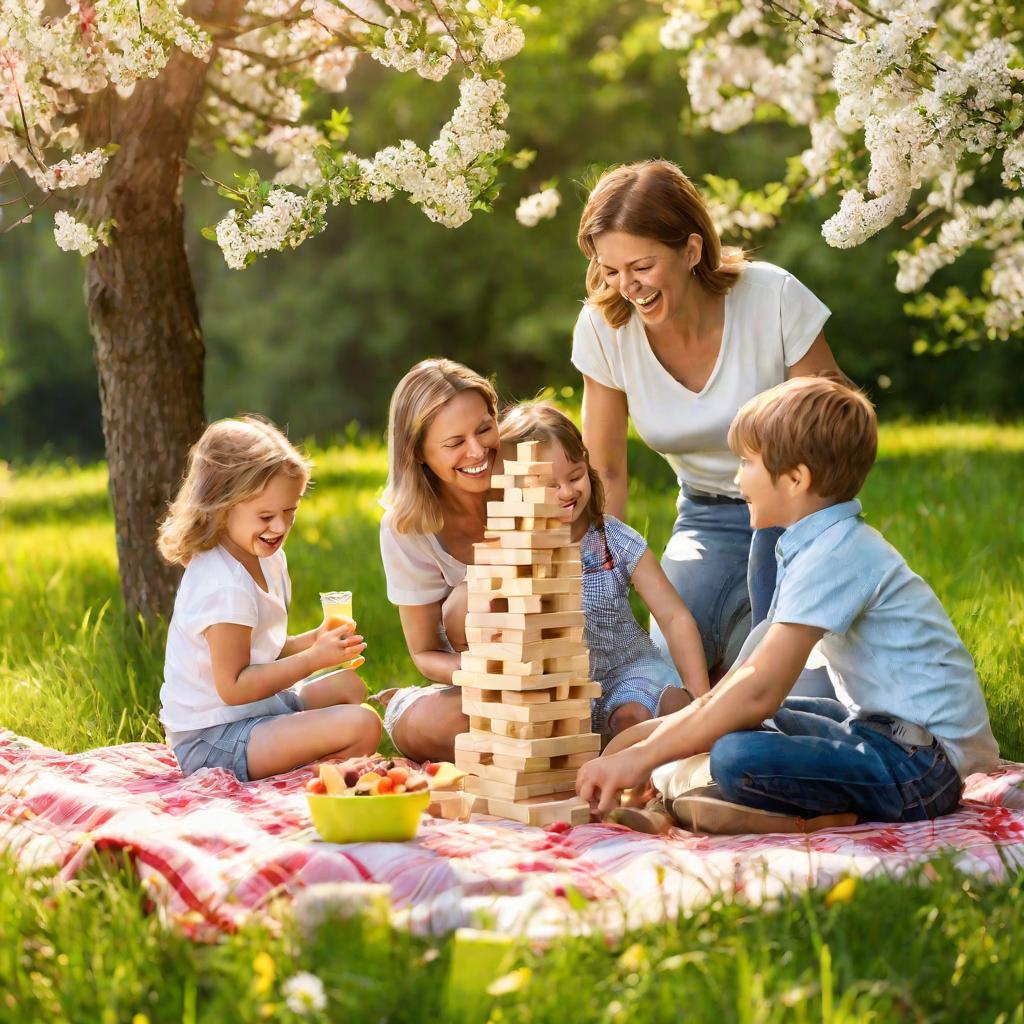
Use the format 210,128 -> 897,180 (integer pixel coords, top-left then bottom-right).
497,402 -> 605,531
158,415 -> 312,566
728,373 -> 877,502
578,159 -> 746,329
383,359 -> 498,535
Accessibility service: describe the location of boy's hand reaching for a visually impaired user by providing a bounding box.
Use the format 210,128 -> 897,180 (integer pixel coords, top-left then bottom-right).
576,748 -> 651,816
308,621 -> 366,672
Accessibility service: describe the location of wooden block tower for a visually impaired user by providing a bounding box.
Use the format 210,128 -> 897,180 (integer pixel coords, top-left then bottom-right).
453,441 -> 601,826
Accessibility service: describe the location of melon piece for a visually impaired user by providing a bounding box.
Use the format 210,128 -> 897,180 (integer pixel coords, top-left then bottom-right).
319,763 -> 348,795
427,762 -> 467,791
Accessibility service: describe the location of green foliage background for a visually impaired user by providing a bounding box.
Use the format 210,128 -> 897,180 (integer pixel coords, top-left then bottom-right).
2,1 -> 1022,461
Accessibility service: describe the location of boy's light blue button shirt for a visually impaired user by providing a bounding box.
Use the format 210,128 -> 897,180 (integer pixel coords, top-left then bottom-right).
767,500 -> 999,778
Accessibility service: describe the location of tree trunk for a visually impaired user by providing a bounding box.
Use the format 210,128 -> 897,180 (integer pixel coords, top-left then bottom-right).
81,49 -> 212,623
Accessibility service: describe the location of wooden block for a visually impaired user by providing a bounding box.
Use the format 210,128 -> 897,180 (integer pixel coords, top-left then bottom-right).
465,563 -> 533,581
489,750 -> 595,772
546,654 -> 590,674
465,611 -> 584,632
483,530 -> 571,550
453,668 -> 575,691
486,719 -> 554,739
466,593 -> 543,614
486,517 -> 517,531
465,776 -> 568,801
517,441 -> 542,461
502,688 -> 553,705
473,543 -> 553,567
487,501 -> 564,519
454,750 -> 492,771
462,698 -> 591,724
552,560 -> 583,579
478,794 -> 591,827
462,637 -> 588,663
474,763 -> 580,788
499,460 -> 554,477
500,577 -> 581,598
521,487 -> 559,504
456,731 -> 601,760
465,624 -> 586,646
569,681 -> 602,700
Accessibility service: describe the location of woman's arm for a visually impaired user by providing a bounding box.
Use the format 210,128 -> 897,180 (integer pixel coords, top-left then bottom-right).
581,374 -> 629,519
631,549 -> 710,697
787,333 -> 847,380
398,602 -> 462,683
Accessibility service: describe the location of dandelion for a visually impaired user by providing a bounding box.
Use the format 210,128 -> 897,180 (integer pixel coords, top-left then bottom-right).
282,972 -> 327,1015
824,876 -> 858,906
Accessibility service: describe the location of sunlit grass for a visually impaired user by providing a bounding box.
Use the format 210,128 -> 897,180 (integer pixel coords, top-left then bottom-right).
1,423 -> 1022,1023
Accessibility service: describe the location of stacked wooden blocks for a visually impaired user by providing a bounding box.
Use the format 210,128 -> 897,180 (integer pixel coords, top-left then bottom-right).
453,441 -> 600,826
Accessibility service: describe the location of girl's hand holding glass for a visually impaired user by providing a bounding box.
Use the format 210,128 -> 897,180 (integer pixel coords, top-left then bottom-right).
308,622 -> 366,672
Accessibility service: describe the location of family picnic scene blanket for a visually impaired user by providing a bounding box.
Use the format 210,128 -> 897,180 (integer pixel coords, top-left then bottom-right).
3,728 -> 1022,943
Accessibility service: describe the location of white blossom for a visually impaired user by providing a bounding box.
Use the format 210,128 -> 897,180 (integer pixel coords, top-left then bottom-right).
821,187 -> 912,248
478,17 -> 525,63
43,150 -> 109,190
515,187 -> 560,227
53,210 -> 100,255
282,972 -> 327,1015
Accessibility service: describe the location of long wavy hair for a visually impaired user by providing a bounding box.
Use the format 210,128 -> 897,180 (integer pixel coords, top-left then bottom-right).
383,359 -> 499,535
157,416 -> 311,567
577,159 -> 746,328
497,402 -> 605,531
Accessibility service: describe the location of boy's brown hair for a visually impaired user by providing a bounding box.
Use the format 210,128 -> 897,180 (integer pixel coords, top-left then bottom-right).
728,373 -> 877,501
497,402 -> 605,530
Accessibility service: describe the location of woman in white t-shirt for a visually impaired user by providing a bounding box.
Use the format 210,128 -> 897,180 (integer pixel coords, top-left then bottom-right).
572,160 -> 843,677
376,359 -> 500,761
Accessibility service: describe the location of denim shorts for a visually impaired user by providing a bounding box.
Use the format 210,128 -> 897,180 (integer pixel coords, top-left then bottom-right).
172,688 -> 303,782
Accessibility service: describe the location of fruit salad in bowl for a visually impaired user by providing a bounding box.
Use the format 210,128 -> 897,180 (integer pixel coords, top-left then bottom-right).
305,760 -> 467,842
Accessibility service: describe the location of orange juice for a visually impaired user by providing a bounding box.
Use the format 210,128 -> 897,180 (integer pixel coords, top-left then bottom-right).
320,590 -> 363,670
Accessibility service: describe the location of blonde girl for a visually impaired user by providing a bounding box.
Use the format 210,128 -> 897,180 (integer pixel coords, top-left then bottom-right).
498,402 -> 709,735
158,416 -> 381,782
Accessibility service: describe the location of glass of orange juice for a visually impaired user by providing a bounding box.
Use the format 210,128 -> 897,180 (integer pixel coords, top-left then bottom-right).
319,590 -> 363,670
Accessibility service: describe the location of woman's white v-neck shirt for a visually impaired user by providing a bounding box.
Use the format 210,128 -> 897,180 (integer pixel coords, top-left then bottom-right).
571,261 -> 830,497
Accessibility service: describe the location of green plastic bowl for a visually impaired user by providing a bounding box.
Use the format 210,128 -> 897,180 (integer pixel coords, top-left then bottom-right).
306,789 -> 430,843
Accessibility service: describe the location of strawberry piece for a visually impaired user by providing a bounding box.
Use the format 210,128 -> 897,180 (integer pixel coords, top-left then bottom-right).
424,761 -> 440,776
305,778 -> 327,795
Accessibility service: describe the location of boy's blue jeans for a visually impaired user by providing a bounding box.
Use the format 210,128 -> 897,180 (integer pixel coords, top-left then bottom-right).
709,697 -> 963,822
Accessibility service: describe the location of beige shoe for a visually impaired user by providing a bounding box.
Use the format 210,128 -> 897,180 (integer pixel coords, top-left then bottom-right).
671,786 -> 858,835
606,804 -> 674,835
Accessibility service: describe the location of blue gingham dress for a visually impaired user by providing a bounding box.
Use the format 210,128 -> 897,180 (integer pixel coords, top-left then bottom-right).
581,515 -> 684,731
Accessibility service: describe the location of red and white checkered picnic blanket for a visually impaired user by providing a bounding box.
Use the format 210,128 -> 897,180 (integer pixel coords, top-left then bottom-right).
2,728 -> 1022,941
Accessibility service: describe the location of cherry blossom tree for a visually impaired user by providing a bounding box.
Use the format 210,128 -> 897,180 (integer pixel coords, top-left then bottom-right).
616,1 -> 1023,348
1,0 -> 524,621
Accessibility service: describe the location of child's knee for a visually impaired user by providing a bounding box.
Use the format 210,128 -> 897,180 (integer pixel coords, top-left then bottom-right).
350,706 -> 383,754
609,702 -> 652,734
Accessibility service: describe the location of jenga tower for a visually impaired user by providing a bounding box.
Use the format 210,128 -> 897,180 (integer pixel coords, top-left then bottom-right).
453,441 -> 601,826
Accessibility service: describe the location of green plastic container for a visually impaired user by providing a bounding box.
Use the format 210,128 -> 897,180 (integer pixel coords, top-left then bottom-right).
306,790 -> 430,843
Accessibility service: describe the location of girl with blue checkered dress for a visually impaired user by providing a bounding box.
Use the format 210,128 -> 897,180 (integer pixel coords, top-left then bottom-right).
499,404 -> 710,736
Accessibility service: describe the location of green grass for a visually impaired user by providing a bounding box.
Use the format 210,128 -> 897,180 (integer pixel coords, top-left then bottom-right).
1,423 -> 1023,1023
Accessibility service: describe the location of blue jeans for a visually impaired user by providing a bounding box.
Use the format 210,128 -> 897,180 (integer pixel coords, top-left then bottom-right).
651,488 -> 780,671
709,697 -> 963,822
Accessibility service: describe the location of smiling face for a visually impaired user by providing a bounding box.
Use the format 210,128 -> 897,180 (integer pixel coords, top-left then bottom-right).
735,449 -> 795,530
538,441 -> 592,537
221,470 -> 305,568
593,230 -> 700,327
419,389 -> 499,496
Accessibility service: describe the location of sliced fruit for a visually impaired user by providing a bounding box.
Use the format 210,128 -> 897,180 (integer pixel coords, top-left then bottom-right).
427,762 -> 467,791
376,777 -> 395,795
354,770 -> 382,795
305,777 -> 327,795
319,763 -> 348,795
387,767 -> 409,786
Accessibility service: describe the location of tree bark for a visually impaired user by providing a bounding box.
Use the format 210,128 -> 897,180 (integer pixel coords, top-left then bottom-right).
80,49 -> 213,623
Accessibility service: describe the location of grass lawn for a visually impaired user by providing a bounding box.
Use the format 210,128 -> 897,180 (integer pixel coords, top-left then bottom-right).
1,422 -> 1022,1023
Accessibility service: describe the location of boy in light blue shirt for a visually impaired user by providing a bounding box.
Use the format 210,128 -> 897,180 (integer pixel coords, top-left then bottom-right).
578,374 -> 999,834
